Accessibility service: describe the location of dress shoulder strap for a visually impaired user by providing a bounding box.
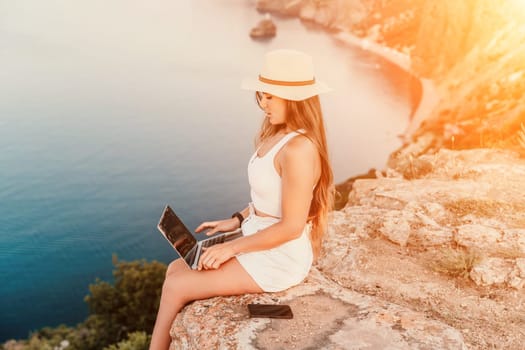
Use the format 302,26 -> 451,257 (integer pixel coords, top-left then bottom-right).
265,130 -> 302,159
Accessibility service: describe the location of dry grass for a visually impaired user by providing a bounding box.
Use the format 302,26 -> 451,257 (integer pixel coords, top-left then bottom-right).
431,247 -> 482,279
444,199 -> 525,228
443,198 -> 525,218
492,246 -> 525,260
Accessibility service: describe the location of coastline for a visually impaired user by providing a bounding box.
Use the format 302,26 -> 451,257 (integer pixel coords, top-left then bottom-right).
172,3 -> 525,349
331,30 -> 440,142
256,0 -> 440,146
333,30 -> 411,71
401,77 -> 440,137
257,3 -> 444,203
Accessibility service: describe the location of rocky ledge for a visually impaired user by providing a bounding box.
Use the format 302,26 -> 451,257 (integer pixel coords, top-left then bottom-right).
170,269 -> 465,349
170,147 -> 525,349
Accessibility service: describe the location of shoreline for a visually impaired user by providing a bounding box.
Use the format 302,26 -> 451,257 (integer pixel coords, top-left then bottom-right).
255,0 -> 440,144
331,30 -> 440,142
402,77 -> 440,137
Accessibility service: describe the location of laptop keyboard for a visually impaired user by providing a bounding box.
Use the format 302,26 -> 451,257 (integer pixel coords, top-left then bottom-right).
201,235 -> 225,248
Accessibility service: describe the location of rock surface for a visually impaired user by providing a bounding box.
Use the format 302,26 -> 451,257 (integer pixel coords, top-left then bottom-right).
341,148 -> 525,289
170,269 -> 466,350
170,148 -> 525,349
250,14 -> 276,39
168,1 -> 525,348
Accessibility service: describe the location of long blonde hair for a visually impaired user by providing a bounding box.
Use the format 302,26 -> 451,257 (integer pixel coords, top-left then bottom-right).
255,93 -> 334,259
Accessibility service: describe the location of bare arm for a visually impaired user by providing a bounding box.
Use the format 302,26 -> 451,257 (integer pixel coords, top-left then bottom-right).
198,136 -> 320,269
195,206 -> 250,236
231,136 -> 319,253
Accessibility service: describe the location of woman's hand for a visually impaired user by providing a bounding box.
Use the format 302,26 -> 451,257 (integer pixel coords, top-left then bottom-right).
197,241 -> 236,270
195,218 -> 239,236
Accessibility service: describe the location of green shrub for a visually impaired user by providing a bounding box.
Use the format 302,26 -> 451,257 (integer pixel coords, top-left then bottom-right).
15,324 -> 76,350
80,255 -> 166,349
103,331 -> 151,350
4,256 -> 167,350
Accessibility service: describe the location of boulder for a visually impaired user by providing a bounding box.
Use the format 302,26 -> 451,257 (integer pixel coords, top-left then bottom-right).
250,15 -> 277,39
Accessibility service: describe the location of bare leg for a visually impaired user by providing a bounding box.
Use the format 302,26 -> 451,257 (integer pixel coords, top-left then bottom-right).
149,258 -> 262,350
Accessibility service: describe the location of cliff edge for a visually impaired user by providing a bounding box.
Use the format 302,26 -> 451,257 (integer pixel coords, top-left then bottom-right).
170,147 -> 525,349
169,1 -> 525,349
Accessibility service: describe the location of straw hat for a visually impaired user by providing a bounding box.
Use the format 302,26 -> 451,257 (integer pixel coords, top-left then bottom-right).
241,49 -> 332,101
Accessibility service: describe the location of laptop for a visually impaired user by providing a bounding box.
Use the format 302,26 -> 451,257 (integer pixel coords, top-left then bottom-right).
157,205 -> 243,269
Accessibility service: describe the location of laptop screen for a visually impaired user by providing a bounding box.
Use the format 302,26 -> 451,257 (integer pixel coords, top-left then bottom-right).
158,206 -> 197,259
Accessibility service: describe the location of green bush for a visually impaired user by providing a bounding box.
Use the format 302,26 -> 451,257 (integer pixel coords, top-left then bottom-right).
22,325 -> 76,350
4,256 -> 167,350
103,331 -> 151,350
80,255 -> 166,349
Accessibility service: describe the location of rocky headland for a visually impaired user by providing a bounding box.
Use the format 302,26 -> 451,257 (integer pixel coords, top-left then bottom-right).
170,1 -> 525,349
170,145 -> 525,350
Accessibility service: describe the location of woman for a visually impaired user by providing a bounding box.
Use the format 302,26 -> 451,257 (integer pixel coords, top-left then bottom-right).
150,49 -> 333,349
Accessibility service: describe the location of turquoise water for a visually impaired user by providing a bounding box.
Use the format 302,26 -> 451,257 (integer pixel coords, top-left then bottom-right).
0,0 -> 411,341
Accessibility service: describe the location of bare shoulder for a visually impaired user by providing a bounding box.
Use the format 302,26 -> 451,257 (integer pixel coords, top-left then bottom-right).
277,134 -> 321,180
282,134 -> 318,160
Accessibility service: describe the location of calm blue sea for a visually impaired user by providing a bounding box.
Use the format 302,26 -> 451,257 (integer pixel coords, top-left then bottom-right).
0,0 -> 412,341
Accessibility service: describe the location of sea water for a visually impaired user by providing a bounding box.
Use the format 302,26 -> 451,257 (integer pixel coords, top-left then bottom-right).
0,0 -> 411,341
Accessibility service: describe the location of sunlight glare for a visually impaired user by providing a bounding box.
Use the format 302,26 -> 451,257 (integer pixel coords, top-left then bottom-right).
509,0 -> 525,17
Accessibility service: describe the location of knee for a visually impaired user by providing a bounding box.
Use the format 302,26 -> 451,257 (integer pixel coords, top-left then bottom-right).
166,259 -> 188,277
162,273 -> 179,294
162,273 -> 191,306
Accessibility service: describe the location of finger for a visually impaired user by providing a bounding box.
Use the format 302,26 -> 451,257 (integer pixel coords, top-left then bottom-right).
195,222 -> 216,233
207,254 -> 220,270
197,250 -> 208,270
199,258 -> 210,270
198,250 -> 207,270
200,250 -> 216,270
204,257 -> 215,270
206,229 -> 219,236
195,223 -> 209,233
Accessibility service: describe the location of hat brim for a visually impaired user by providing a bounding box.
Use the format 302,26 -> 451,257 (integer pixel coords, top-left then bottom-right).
241,77 -> 332,101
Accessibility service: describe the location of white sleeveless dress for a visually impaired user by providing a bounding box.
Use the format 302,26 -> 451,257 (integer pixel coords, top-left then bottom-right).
235,130 -> 313,292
